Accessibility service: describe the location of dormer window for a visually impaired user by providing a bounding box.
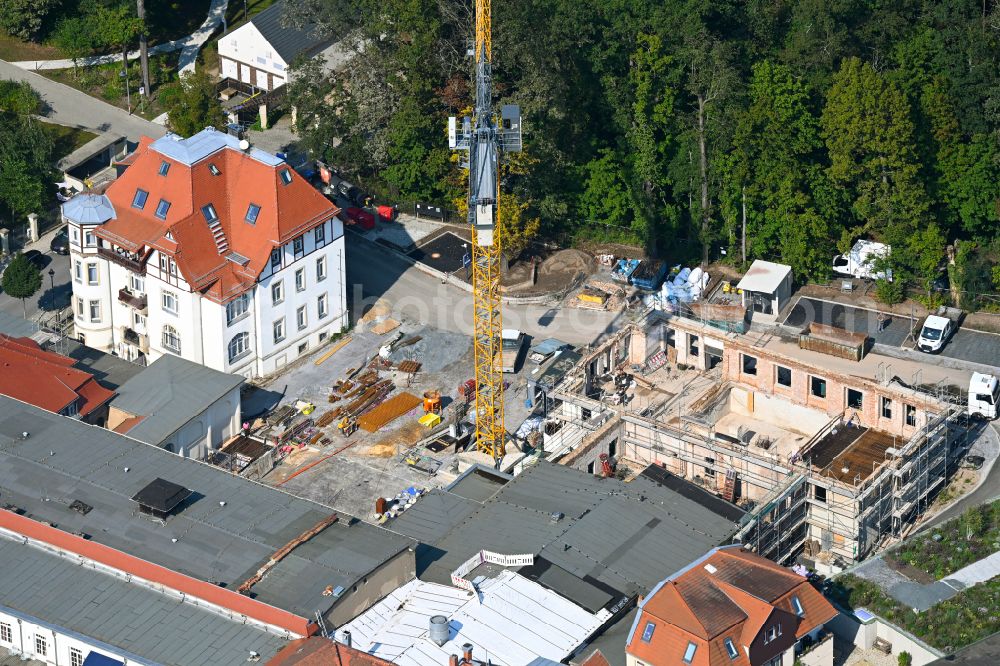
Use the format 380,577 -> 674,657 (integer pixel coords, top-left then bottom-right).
158,161 -> 170,176
791,595 -> 804,617
245,203 -> 261,224
132,188 -> 148,209
208,163 -> 220,176
279,169 -> 293,185
155,199 -> 171,220
201,204 -> 219,222
165,231 -> 175,241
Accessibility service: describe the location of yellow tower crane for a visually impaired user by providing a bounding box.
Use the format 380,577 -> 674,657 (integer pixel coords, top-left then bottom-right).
449,0 -> 522,466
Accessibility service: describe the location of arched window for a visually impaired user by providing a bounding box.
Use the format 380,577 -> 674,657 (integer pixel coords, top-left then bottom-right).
162,325 -> 181,353
228,332 -> 250,363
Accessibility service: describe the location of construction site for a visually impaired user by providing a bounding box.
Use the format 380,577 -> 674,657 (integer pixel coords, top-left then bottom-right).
517,304 -> 979,571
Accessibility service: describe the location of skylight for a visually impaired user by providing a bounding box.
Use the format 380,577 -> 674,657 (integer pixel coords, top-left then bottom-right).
792,595 -> 805,617
158,161 -> 170,176
683,642 -> 697,664
155,199 -> 171,220
724,638 -> 738,659
132,188 -> 148,210
245,203 -> 261,224
201,204 -> 218,222
208,163 -> 220,176
279,169 -> 293,185
641,622 -> 655,643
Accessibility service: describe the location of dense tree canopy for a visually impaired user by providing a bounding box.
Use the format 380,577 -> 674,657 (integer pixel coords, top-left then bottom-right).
287,0 -> 1000,295
0,82 -> 53,223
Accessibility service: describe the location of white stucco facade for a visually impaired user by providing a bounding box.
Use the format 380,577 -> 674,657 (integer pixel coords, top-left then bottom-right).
67,209 -> 346,379
217,22 -> 289,90
0,606 -> 142,666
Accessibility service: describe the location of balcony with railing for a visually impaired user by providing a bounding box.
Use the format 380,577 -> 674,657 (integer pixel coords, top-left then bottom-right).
121,327 -> 149,353
118,287 -> 147,312
98,245 -> 145,274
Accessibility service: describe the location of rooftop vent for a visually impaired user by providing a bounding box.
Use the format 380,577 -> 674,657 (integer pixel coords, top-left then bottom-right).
550,511 -> 564,523
69,500 -> 93,515
704,563 -> 717,574
429,615 -> 450,646
131,478 -> 192,520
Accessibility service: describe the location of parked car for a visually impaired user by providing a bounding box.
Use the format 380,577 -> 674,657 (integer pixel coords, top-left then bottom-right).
23,250 -> 48,269
50,228 -> 69,255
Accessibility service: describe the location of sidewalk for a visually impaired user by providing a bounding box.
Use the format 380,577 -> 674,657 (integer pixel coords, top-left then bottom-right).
854,545 -> 1000,612
10,0 -> 228,74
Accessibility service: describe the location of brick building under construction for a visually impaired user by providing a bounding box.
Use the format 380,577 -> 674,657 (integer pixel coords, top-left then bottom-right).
532,308 -> 974,570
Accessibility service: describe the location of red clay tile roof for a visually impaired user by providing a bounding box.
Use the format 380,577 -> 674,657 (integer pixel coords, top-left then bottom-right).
268,637 -> 395,666
578,648 -> 610,666
626,546 -> 838,666
97,131 -> 339,304
112,414 -> 146,433
0,335 -> 115,416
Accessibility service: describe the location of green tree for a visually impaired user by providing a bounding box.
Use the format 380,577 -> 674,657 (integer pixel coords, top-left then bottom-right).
729,61 -> 834,280
0,81 -> 43,116
1,253 -> 42,317
579,149 -> 635,241
87,1 -> 144,104
821,57 -> 941,286
52,18 -> 96,78
159,70 -> 226,138
0,0 -> 61,41
0,83 -> 53,220
962,506 -> 984,540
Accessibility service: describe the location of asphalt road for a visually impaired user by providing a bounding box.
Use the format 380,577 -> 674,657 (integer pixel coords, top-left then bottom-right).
921,422 -> 1000,531
0,59 -> 166,143
784,296 -> 915,347
345,233 -> 624,348
0,231 -> 72,323
785,295 -> 1000,369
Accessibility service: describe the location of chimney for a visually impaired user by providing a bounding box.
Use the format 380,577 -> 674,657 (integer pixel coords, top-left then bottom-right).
341,630 -> 352,648
462,644 -> 473,665
449,656 -> 459,666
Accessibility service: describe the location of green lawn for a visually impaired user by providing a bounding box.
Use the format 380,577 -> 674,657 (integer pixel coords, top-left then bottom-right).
830,574 -> 1000,651
40,53 -> 180,121
0,32 -> 62,62
887,501 -> 1000,580
225,0 -> 277,32
40,123 -> 98,157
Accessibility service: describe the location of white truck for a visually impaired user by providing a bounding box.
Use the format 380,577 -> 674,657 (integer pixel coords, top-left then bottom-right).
833,240 -> 893,281
969,372 -> 1000,419
917,307 -> 963,353
500,329 -> 525,373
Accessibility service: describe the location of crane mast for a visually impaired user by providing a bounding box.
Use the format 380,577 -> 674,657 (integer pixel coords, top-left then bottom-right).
449,0 -> 521,465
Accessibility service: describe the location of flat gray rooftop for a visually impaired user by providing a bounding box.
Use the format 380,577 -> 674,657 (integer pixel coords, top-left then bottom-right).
0,396 -> 413,618
389,461 -> 744,607
111,354 -> 244,445
0,535 -> 289,666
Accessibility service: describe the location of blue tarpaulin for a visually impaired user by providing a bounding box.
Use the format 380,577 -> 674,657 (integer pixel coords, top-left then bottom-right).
82,652 -> 124,666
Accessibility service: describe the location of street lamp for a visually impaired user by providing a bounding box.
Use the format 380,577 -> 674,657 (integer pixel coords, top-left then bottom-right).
47,268 -> 55,289
119,68 -> 131,114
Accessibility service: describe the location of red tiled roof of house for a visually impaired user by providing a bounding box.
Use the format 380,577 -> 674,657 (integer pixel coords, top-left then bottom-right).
112,414 -> 146,433
627,546 -> 838,666
578,648 -> 610,666
0,335 -> 115,416
96,130 -> 339,304
268,637 -> 395,666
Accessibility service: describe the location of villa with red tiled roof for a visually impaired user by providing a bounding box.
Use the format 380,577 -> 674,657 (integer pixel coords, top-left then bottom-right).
0,334 -> 115,424
626,546 -> 838,666
63,127 -> 346,377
